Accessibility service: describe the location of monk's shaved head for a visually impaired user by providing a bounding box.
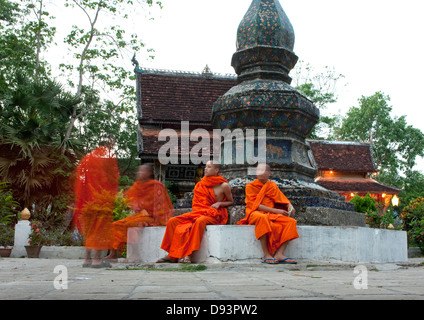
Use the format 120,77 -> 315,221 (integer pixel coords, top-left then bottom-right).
256,163 -> 271,182
208,160 -> 221,171
204,160 -> 221,177
137,163 -> 154,180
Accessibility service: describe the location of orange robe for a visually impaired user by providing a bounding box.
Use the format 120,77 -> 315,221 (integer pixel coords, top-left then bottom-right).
237,179 -> 299,255
112,180 -> 174,251
161,175 -> 228,259
73,146 -> 119,250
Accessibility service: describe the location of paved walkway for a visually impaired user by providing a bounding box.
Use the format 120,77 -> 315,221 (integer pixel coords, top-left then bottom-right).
0,257 -> 423,300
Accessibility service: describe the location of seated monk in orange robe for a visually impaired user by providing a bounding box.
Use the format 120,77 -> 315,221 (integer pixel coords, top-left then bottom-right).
158,160 -> 234,264
73,144 -> 119,268
104,163 -> 174,261
237,163 -> 299,264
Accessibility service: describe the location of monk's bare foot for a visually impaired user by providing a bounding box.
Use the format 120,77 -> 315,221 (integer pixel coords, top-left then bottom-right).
276,256 -> 297,264
91,259 -> 112,268
104,251 -> 118,262
262,255 -> 277,264
156,256 -> 178,263
178,256 -> 191,264
82,259 -> 92,267
103,257 -> 118,262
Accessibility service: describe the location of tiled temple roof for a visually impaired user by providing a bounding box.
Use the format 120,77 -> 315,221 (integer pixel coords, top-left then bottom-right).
309,140 -> 377,173
315,177 -> 401,194
136,67 -> 236,125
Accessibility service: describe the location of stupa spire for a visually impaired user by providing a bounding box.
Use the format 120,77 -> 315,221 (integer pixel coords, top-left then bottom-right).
232,0 -> 298,84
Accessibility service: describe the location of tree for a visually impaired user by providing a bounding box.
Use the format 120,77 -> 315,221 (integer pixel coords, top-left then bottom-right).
0,0 -> 19,23
59,0 -> 160,152
334,92 -> 424,176
0,0 -> 160,228
292,60 -> 346,139
0,0 -> 55,93
0,77 -> 80,210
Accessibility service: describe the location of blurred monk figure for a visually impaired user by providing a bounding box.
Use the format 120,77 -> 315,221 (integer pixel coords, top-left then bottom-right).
73,144 -> 119,268
237,163 -> 299,264
158,160 -> 233,264
104,163 -> 174,262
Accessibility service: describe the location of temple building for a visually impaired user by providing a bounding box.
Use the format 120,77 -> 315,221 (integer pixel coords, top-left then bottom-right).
134,66 -> 236,196
310,140 -> 401,210
134,66 -> 400,208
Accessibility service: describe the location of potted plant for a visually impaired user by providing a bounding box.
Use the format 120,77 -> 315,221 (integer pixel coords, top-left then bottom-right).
25,221 -> 51,258
0,225 -> 14,257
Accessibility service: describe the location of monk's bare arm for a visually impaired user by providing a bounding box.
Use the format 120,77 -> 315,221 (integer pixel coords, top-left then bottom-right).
258,204 -> 289,216
211,183 -> 234,209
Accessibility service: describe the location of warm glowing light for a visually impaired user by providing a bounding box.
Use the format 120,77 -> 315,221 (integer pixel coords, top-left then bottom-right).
392,195 -> 399,207
382,193 -> 386,198
330,171 -> 333,174
350,193 -> 355,197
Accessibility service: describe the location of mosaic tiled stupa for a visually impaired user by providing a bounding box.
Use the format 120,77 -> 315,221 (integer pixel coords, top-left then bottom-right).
211,0 -> 365,226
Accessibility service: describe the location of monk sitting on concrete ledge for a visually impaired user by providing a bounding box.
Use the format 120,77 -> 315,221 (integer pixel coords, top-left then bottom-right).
238,163 -> 299,264
104,163 -> 174,262
158,160 -> 233,264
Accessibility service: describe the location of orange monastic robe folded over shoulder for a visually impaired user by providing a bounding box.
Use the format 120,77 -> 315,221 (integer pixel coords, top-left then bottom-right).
73,146 -> 119,251
161,175 -> 228,259
112,180 -> 174,251
237,179 -> 299,255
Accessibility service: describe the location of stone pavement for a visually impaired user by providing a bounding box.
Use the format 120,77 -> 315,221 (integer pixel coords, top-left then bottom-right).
0,257 -> 423,301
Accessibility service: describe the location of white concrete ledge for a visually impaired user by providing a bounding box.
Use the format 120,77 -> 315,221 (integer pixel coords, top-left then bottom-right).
127,225 -> 408,264
11,246 -> 106,259
38,246 -> 87,259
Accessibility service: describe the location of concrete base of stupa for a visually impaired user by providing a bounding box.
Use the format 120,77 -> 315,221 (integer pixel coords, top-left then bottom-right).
176,178 -> 366,227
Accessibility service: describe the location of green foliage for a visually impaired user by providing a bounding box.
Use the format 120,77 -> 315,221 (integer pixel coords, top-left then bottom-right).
119,175 -> 135,189
401,197 -> 424,253
0,0 -> 162,233
408,219 -> 424,254
350,194 -> 376,213
113,190 -> 133,221
165,180 -> 178,206
0,224 -> 14,247
0,0 -> 19,23
0,0 -> 56,92
0,78 -> 79,209
0,181 -> 19,225
115,264 -> 208,272
61,0 -> 160,151
28,220 -> 53,246
49,230 -> 84,246
365,210 -> 395,229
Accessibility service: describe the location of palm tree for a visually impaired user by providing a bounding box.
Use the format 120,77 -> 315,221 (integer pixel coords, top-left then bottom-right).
0,77 -> 81,221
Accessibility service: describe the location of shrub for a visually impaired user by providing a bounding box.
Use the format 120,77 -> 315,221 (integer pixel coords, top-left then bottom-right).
350,194 -> 376,213
28,221 -> 53,246
0,182 -> 19,225
401,197 -> 424,252
113,190 -> 133,221
0,224 -> 14,248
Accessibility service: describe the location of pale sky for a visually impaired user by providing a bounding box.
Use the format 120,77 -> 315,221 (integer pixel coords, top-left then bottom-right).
48,0 -> 424,172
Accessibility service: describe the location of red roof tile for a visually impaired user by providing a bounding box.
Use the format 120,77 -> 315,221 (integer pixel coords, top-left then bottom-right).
309,140 -> 376,173
136,69 -> 236,124
315,177 -> 400,194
